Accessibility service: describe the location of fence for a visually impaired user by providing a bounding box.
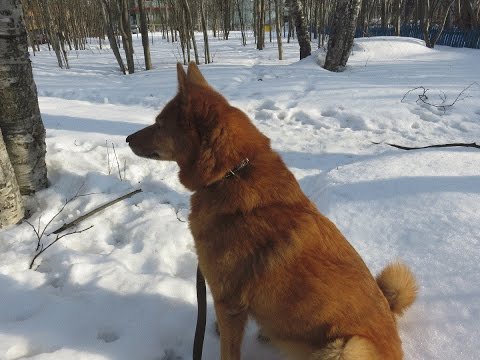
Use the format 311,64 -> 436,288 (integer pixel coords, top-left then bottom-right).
353,25 -> 480,49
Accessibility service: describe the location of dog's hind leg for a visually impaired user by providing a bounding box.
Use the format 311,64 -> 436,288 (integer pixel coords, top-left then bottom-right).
214,301 -> 248,360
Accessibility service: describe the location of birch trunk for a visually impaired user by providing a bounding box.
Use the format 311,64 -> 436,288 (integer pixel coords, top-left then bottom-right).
199,0 -> 211,63
0,0 -> 48,195
0,128 -> 24,228
324,0 -> 362,71
118,0 -> 134,74
138,0 -> 152,70
274,0 -> 283,59
289,0 -> 311,59
181,0 -> 199,64
101,0 -> 126,74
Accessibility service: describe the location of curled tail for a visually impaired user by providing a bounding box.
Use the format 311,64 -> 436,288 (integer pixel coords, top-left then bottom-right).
376,262 -> 418,316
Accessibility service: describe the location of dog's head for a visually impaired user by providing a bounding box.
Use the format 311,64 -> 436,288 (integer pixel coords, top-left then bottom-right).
126,62 -> 270,191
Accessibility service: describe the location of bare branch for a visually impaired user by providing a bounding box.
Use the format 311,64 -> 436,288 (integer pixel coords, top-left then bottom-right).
48,189 -> 142,235
29,225 -> 94,269
402,82 -> 478,112
372,142 -> 480,150
175,207 -> 187,223
111,143 -> 123,181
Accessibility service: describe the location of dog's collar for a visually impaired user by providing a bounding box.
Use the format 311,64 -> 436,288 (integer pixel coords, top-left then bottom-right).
224,158 -> 250,179
204,158 -> 250,188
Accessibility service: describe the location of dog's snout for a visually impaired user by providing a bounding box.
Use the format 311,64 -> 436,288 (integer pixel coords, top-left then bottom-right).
126,134 -> 132,143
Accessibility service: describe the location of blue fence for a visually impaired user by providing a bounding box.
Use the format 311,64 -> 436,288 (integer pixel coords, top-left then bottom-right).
354,25 -> 480,49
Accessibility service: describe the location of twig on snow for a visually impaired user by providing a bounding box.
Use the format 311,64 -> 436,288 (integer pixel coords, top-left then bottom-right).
401,82 -> 478,113
49,189 -> 142,235
29,225 -> 94,269
27,188 -> 142,269
372,141 -> 480,150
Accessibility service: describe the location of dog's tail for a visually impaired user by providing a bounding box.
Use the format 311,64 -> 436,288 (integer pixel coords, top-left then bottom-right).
376,262 -> 418,316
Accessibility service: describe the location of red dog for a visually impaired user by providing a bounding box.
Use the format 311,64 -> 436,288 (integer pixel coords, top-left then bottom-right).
126,62 -> 417,359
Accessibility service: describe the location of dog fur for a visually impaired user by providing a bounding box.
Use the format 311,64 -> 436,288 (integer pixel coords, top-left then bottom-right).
126,62 -> 418,360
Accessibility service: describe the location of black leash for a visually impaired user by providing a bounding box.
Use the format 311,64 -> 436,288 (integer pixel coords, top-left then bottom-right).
193,265 -> 207,360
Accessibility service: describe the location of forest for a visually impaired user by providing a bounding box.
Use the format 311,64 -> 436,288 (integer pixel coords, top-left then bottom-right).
22,0 -> 480,72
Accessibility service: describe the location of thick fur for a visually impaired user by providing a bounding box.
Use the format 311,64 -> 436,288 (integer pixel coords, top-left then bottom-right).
126,62 -> 418,360
376,262 -> 418,316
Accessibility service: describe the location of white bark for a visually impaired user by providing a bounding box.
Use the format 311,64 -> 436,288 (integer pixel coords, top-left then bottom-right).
324,0 -> 362,71
0,0 -> 48,194
0,128 -> 24,228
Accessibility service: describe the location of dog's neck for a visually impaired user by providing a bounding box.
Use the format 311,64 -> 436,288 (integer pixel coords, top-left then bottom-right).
206,158 -> 250,188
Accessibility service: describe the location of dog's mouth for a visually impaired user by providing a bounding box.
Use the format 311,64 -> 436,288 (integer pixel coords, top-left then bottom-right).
127,145 -> 162,160
145,152 -> 162,160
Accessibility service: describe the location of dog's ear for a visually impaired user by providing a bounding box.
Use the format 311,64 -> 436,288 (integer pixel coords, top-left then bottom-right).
177,62 -> 187,92
187,61 -> 209,87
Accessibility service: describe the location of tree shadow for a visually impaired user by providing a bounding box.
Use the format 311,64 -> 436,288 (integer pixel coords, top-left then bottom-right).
43,114 -> 142,137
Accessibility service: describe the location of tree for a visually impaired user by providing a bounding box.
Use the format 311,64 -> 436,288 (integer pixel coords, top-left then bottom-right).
288,0 -> 311,59
101,0 -> 126,74
118,0 -> 135,74
138,0 -> 152,70
324,0 -> 362,71
257,0 -> 266,50
274,0 -> 284,60
0,128 -> 24,228
181,0 -> 200,64
199,0 -> 211,63
422,0 -> 455,48
0,0 -> 48,197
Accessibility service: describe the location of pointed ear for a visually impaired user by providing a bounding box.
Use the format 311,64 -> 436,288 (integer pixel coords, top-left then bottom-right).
177,62 -> 187,92
187,61 -> 209,87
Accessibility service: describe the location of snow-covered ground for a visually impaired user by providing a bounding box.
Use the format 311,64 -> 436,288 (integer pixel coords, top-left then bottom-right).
1,32 -> 480,359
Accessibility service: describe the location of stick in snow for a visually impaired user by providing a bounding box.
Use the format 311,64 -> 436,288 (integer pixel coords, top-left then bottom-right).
372,142 -> 480,151
48,188 -> 142,235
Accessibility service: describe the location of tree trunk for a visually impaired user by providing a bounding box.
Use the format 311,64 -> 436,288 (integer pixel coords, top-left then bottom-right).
118,0 -> 134,74
199,0 -> 211,63
289,0 -> 312,59
236,0 -> 247,46
257,0 -> 266,49
138,0 -> 152,70
274,0 -> 283,59
0,0 -> 48,194
423,0 -> 454,48
324,0 -> 362,71
0,128 -> 24,228
101,0 -> 126,74
181,0 -> 199,64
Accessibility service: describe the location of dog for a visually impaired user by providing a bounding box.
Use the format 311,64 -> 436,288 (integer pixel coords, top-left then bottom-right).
126,62 -> 417,360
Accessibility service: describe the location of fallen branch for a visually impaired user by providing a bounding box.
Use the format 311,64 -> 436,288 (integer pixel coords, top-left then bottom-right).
29,225 -> 94,269
28,188 -> 142,269
401,82 -> 478,113
372,142 -> 480,150
49,188 -> 142,235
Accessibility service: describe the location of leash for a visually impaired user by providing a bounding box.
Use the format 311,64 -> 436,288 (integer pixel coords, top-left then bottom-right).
193,158 -> 250,358
193,265 -> 207,360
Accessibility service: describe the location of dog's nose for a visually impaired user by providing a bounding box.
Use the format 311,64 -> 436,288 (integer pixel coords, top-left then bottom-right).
126,135 -> 132,143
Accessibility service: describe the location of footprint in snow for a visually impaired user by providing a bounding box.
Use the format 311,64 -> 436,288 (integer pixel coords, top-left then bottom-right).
97,328 -> 120,343
161,349 -> 183,360
258,99 -> 279,111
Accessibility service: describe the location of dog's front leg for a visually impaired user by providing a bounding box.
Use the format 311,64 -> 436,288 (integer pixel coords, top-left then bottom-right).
214,300 -> 248,360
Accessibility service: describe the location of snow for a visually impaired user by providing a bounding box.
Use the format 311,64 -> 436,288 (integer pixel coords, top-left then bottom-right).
1,33 -> 479,359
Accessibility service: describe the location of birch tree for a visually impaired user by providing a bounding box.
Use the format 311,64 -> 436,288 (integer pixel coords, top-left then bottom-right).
274,0 -> 283,59
288,0 -> 311,59
138,0 -> 152,70
0,0 -> 48,196
324,0 -> 362,71
0,128 -> 24,228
